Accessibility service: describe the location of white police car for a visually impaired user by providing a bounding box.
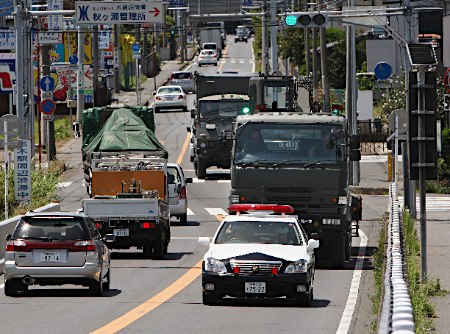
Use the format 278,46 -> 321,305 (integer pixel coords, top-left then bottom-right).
199,204 -> 319,306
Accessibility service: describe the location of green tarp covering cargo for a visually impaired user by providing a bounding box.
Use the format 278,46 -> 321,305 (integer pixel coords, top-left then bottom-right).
82,106 -> 167,159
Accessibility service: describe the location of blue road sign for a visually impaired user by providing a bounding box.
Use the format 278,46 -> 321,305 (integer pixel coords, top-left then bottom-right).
40,76 -> 55,92
243,0 -> 252,5
69,55 -> 78,65
132,43 -> 141,52
40,99 -> 56,115
170,0 -> 184,6
374,62 -> 392,81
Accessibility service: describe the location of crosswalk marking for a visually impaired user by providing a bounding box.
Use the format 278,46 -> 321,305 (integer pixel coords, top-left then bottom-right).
217,180 -> 231,183
398,196 -> 450,212
192,178 -> 205,183
205,208 -> 228,216
187,208 -> 194,216
57,181 -> 73,188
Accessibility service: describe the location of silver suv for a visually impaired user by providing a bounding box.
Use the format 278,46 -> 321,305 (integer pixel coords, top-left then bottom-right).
3,211 -> 114,296
169,71 -> 195,93
167,163 -> 193,225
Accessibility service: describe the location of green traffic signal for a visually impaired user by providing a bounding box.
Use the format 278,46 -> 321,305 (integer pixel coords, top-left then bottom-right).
242,107 -> 250,114
284,15 -> 297,26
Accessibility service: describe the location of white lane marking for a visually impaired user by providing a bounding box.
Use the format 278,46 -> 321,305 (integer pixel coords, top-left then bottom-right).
170,237 -> 200,240
0,283 -> 3,289
336,229 -> 368,334
239,59 -> 245,63
187,208 -> 194,216
398,195 -> 450,212
205,208 -> 228,216
0,258 -> 4,264
217,180 -> 231,183
192,178 -> 205,183
231,59 -> 236,64
57,181 -> 73,188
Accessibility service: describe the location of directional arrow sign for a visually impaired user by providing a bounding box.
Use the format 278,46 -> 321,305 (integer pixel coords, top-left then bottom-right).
148,7 -> 161,17
40,75 -> 55,92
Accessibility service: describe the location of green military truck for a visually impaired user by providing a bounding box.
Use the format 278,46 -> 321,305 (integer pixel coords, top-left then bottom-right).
230,74 -> 362,267
190,73 -> 252,179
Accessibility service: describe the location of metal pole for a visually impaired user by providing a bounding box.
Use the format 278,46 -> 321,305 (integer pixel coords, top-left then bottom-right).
4,122 -> 9,219
312,26 -> 319,102
262,0 -> 268,74
270,0 -> 277,73
113,24 -> 120,94
15,5 -> 26,139
417,70 -> 427,281
394,113 -> 399,185
77,26 -> 85,123
92,25 -> 99,107
351,22 -> 359,185
319,0 -> 330,112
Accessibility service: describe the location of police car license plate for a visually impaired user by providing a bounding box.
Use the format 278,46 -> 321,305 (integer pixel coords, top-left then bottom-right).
244,282 -> 266,293
113,228 -> 129,237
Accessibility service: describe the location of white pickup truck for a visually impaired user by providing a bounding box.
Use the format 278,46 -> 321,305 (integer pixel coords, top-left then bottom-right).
82,157 -> 170,258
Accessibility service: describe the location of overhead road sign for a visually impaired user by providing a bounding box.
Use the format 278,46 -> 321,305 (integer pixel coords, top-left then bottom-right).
75,1 -> 163,25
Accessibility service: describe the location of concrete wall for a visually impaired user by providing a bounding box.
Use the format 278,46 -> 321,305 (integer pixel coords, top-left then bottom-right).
0,203 -> 60,273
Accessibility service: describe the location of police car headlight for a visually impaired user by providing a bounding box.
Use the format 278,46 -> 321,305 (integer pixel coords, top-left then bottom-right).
205,257 -> 227,274
322,218 -> 341,225
284,259 -> 307,274
200,142 -> 207,149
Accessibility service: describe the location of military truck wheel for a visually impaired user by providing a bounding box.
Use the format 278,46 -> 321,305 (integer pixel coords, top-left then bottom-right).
331,235 -> 346,267
183,106 -> 188,113
196,160 -> 207,179
345,234 -> 351,261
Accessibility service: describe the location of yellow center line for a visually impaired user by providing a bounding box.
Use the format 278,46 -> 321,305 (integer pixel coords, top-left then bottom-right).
176,131 -> 191,165
91,214 -> 225,334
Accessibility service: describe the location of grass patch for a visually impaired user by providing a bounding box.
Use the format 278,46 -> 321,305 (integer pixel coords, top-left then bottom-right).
34,116 -> 74,145
403,211 -> 447,333
370,216 -> 388,333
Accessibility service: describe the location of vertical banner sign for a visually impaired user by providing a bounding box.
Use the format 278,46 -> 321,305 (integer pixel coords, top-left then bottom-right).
14,140 -> 32,202
48,0 -> 63,30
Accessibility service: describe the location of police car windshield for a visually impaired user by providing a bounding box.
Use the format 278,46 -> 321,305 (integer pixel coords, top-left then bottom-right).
215,220 -> 302,245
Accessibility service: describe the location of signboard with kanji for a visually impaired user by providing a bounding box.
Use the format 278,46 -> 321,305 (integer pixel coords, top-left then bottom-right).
48,0 -> 64,30
75,1 -> 163,25
14,140 -> 32,202
0,29 -> 15,50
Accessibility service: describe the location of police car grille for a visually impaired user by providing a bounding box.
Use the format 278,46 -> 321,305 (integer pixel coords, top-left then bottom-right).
230,260 -> 282,275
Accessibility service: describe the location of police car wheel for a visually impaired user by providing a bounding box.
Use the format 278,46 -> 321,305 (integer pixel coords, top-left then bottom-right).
202,292 -> 219,305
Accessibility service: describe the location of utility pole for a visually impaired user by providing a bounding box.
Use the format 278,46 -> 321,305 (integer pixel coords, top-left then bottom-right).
319,0 -> 330,112
262,0 -> 269,74
312,25 -> 319,102
113,24 -> 120,94
92,25 -> 99,107
76,25 -> 85,123
270,0 -> 278,73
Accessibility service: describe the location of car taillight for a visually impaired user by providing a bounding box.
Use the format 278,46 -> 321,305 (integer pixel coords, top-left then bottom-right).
179,186 -> 187,199
6,240 -> 29,252
178,95 -> 184,99
71,240 -> 96,252
141,221 -> 156,229
95,222 -> 102,229
156,96 -> 161,100
170,74 -> 174,80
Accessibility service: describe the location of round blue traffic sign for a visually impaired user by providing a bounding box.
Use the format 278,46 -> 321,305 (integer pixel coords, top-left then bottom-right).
374,62 -> 392,80
40,98 -> 56,115
132,43 -> 141,52
69,54 -> 78,65
40,75 -> 55,92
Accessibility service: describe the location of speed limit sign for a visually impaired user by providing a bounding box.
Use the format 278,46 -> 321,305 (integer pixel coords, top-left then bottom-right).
444,68 -> 450,93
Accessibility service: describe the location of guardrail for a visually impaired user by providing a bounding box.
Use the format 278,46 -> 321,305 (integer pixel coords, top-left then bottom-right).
0,203 -> 60,273
378,183 -> 415,333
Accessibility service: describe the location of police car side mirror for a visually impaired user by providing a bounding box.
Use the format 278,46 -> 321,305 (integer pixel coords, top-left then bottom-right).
198,237 -> 211,246
307,239 -> 320,250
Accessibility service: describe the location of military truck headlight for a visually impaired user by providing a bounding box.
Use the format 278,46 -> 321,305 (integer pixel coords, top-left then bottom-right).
199,142 -> 207,149
285,259 -> 307,274
205,257 -> 227,274
322,218 -> 341,225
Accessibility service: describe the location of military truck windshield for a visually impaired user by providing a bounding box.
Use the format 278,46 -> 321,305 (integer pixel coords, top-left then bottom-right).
262,82 -> 290,109
234,123 -> 344,164
199,100 -> 250,120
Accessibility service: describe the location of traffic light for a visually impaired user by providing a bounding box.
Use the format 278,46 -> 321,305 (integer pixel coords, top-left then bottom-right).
283,12 -> 329,28
242,106 -> 250,114
331,104 -> 343,115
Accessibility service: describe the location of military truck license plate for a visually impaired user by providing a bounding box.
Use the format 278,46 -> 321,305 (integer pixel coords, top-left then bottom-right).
113,228 -> 129,237
245,282 -> 266,293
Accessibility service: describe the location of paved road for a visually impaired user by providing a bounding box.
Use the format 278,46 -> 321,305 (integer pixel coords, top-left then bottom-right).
2,35 -> 439,334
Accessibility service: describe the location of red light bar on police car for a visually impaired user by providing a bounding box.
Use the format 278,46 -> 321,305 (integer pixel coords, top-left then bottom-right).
228,204 -> 294,214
